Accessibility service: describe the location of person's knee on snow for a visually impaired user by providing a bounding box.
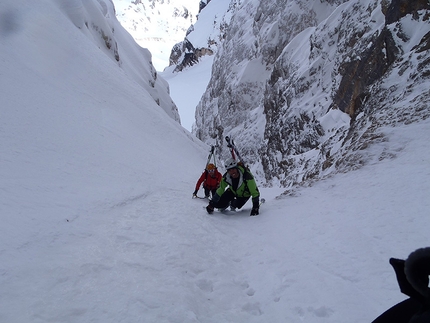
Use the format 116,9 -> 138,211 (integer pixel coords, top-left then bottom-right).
206,158 -> 260,215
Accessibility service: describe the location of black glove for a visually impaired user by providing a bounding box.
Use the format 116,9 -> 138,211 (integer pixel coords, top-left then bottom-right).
192,190 -> 198,198
206,204 -> 214,214
251,197 -> 260,216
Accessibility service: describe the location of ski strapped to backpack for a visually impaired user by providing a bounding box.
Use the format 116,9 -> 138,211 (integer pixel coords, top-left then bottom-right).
204,144 -> 218,184
225,136 -> 263,210
193,145 -> 219,199
206,145 -> 217,168
225,136 -> 245,165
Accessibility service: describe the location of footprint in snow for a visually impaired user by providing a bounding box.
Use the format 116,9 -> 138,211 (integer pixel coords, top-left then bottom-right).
196,279 -> 214,293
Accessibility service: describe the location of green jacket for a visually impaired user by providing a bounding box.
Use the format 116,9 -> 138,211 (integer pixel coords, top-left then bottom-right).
215,166 -> 260,199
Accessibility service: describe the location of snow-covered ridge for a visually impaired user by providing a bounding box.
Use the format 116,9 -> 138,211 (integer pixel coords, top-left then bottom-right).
56,0 -> 181,122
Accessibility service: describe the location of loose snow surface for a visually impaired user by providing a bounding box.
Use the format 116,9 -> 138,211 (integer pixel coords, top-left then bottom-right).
1,1 -> 429,322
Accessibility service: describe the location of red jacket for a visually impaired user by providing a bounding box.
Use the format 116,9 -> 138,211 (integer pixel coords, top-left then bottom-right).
195,170 -> 222,191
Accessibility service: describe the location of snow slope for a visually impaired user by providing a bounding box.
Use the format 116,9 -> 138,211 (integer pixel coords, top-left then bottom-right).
160,55 -> 215,132
1,1 -> 429,322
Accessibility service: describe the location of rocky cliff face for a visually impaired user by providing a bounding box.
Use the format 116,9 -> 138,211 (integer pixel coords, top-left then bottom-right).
194,0 -> 348,178
262,0 -> 429,187
192,0 -> 429,188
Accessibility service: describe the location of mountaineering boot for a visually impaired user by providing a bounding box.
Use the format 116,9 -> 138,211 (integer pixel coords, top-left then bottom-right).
206,204 -> 214,214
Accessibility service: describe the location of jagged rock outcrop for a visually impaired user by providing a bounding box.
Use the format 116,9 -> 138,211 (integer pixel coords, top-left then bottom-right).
194,0 -> 429,188
199,0 -> 211,12
170,38 -> 214,72
262,0 -> 429,187
168,0 -> 234,72
331,0 -> 429,118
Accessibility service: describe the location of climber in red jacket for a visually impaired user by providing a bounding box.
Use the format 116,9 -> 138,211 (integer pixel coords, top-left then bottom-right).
193,163 -> 222,199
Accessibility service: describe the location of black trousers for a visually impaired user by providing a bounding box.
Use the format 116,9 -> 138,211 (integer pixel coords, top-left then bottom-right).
203,186 -> 217,198
213,188 -> 249,209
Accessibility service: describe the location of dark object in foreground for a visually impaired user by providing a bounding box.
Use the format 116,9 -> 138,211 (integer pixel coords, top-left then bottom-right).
372,247 -> 430,323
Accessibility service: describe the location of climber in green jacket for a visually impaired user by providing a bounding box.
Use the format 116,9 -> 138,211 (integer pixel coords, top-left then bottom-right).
206,158 -> 260,216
